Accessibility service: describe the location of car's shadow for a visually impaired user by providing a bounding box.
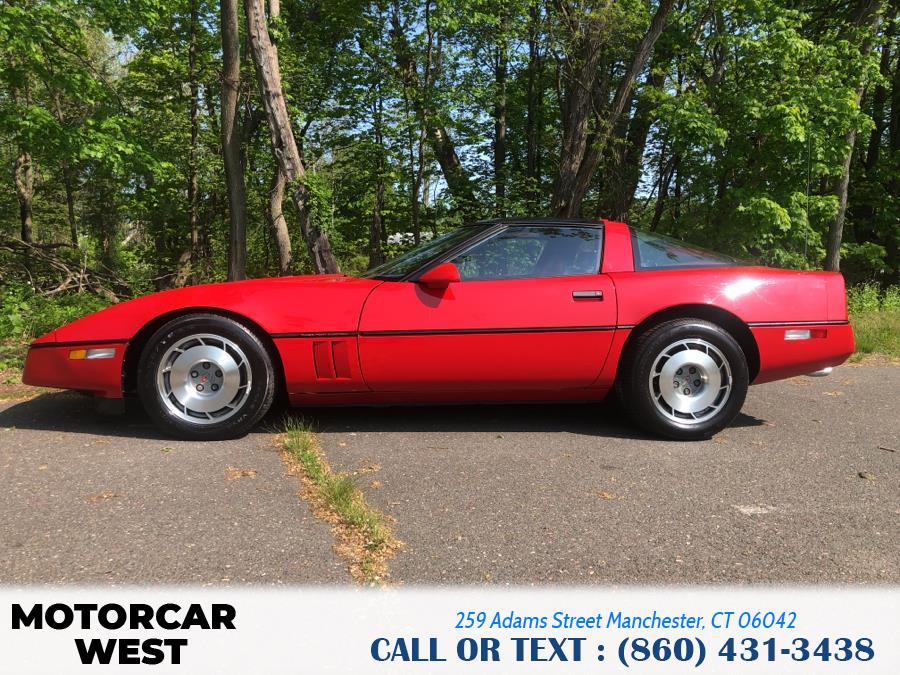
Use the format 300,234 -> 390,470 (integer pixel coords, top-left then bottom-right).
0,391 -> 768,442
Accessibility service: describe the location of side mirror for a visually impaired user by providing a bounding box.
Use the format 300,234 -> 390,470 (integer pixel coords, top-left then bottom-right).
417,262 -> 461,289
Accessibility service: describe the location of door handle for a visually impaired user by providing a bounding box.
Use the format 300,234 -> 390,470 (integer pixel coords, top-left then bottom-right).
572,290 -> 603,300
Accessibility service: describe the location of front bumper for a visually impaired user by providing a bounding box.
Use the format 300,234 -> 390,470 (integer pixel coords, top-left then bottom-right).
22,341 -> 127,398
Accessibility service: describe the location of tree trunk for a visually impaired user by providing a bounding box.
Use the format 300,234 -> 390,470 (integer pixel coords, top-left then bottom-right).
401,82 -> 424,246
389,4 -> 478,218
370,92 -> 386,268
62,160 -> 78,246
865,8 -> 895,171
650,152 -> 676,231
244,0 -> 340,273
51,92 -> 79,246
604,48 -> 668,220
826,0 -> 885,271
171,250 -> 193,289
493,28 -> 508,215
263,0 -> 292,276
672,156 -> 682,225
525,2 -> 542,213
91,178 -> 119,271
413,111 -> 426,246
554,0 -> 676,216
267,169 -> 292,274
593,97 -> 635,219
370,178 -> 385,269
892,27 -> 900,155
550,29 -> 606,217
890,15 -> 900,199
551,0 -> 675,217
221,0 -> 249,280
14,149 -> 34,243
187,0 -> 201,284
827,127 -> 861,272
430,124 -> 477,216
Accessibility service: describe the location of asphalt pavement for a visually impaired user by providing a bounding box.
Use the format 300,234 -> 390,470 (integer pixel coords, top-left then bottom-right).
0,393 -> 346,585
315,364 -> 899,585
0,364 -> 897,585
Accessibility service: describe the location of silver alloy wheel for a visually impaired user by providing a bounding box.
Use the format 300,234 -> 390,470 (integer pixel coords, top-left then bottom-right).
649,337 -> 732,425
155,333 -> 252,425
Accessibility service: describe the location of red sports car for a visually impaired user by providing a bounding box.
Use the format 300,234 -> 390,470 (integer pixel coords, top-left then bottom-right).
22,219 -> 854,441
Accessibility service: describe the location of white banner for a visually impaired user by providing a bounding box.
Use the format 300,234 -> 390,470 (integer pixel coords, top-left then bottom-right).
2,587 -> 897,673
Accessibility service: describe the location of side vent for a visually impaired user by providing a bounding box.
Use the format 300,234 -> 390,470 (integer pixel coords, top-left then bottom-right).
312,340 -> 352,380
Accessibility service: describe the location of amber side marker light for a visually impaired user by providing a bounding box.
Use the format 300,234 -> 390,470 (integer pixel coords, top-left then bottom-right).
69,347 -> 116,360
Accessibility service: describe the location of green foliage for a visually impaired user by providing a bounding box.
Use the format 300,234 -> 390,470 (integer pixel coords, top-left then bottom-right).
631,0 -> 895,275
840,242 -> 890,285
0,283 -> 110,344
847,283 -> 900,315
848,282 -> 882,314
0,0 -> 896,293
884,287 -> 900,312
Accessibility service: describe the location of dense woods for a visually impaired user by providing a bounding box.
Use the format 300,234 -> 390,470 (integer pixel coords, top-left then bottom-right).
1,0 -> 898,304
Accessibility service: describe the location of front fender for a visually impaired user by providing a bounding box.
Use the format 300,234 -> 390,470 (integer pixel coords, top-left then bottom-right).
34,276 -> 380,346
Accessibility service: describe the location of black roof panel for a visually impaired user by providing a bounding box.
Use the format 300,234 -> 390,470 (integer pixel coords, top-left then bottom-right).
471,217 -> 604,226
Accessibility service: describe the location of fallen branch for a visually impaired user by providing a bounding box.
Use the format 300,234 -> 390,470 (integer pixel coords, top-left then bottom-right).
0,237 -> 130,302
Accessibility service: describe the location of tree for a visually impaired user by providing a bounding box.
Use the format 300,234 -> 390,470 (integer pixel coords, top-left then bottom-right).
524,0 -> 544,213
389,0 -> 479,219
13,149 -> 34,243
243,0 -> 340,273
370,85 -> 387,268
826,0 -> 887,272
550,0 -> 676,217
264,0 -> 293,275
188,0 -> 201,281
221,0 -> 249,280
1,0 -> 898,296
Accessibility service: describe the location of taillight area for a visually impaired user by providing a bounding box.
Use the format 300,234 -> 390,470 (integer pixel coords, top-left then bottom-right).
825,273 -> 849,321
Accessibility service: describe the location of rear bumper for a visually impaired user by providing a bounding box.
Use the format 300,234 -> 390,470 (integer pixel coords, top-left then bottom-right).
751,322 -> 854,385
22,341 -> 126,398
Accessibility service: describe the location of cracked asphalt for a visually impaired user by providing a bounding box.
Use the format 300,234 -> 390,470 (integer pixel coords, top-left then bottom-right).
0,364 -> 897,585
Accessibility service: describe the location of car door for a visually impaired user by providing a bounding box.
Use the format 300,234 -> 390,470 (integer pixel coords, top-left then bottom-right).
358,224 -> 617,392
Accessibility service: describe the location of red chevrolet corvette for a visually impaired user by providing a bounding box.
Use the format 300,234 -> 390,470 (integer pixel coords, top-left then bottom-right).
23,219 -> 854,440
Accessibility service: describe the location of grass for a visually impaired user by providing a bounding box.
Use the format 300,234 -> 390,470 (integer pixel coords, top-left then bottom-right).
847,283 -> 900,361
849,310 -> 900,360
279,417 -> 400,584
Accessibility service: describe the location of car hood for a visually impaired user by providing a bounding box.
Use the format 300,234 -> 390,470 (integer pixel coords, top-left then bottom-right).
34,275 -> 382,345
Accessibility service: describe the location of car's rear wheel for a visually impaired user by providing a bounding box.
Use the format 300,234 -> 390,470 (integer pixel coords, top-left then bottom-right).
617,318 -> 749,440
137,314 -> 276,440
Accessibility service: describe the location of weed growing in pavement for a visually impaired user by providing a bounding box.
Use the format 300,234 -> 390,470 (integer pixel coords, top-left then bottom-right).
280,417 -> 399,583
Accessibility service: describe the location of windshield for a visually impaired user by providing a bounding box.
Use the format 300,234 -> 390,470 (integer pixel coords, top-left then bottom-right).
363,225 -> 487,279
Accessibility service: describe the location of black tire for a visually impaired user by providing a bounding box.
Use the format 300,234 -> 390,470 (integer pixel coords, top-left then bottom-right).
137,314 -> 276,440
616,318 -> 749,440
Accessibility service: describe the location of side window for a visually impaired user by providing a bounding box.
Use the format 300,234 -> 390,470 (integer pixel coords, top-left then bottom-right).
631,229 -> 741,270
452,226 -> 602,281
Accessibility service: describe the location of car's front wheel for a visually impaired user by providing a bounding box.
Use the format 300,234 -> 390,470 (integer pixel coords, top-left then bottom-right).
137,314 -> 276,440
617,318 -> 749,440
